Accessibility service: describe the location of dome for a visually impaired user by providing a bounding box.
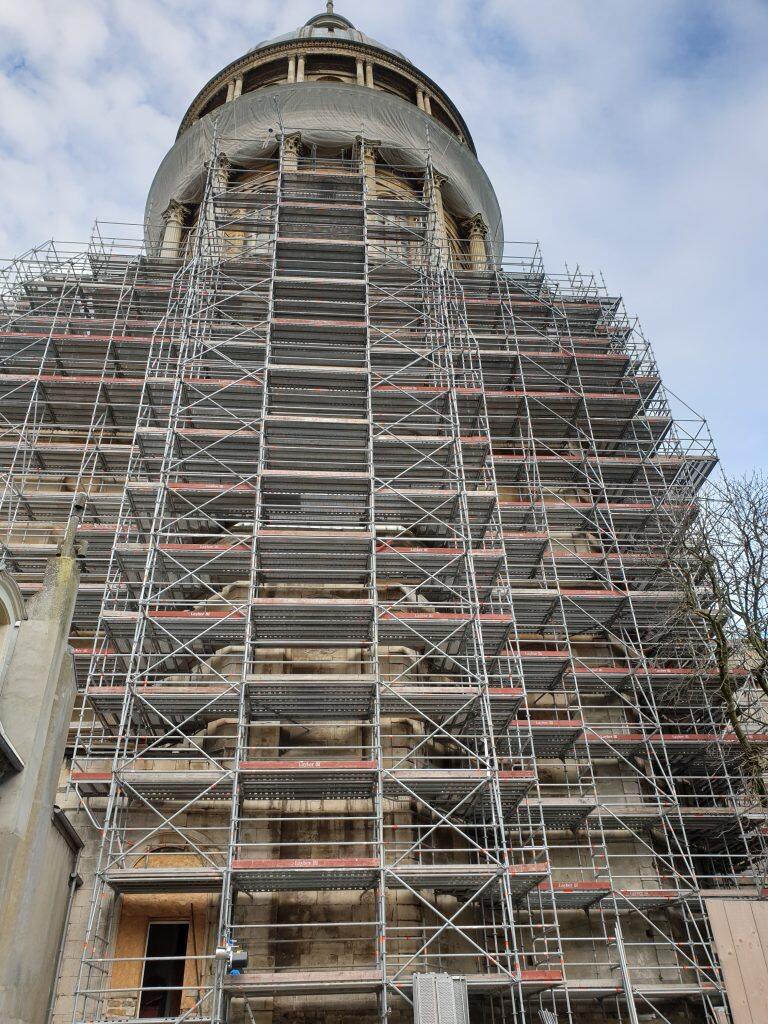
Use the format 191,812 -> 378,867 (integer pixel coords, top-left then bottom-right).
249,4 -> 409,63
175,0 -> 477,159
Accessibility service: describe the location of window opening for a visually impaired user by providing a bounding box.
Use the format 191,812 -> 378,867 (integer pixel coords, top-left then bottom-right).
139,921 -> 189,1018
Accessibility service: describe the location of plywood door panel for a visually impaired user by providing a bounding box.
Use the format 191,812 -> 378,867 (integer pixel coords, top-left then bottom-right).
707,900 -> 751,1024
707,899 -> 768,1024
724,900 -> 768,1011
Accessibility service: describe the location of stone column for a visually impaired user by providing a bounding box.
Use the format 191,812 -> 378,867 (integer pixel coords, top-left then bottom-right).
281,132 -> 302,173
287,55 -> 296,83
226,80 -> 235,103
429,172 -> 451,265
210,153 -> 230,194
422,92 -> 432,115
160,200 -> 188,259
365,60 -> 374,88
201,154 -> 231,257
296,55 -> 305,82
357,137 -> 380,197
232,75 -> 243,99
464,213 -> 489,269
416,88 -> 425,111
356,58 -> 365,85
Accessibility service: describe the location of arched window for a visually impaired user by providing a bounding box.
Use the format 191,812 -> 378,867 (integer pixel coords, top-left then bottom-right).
0,570 -> 25,628
0,570 -> 25,691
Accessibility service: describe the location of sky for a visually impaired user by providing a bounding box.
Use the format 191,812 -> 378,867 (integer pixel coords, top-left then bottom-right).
0,0 -> 766,473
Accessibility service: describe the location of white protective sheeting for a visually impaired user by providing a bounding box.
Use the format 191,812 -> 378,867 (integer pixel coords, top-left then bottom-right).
144,82 -> 503,258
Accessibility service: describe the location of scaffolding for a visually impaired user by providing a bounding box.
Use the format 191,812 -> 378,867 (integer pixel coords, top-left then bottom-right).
1,129 -> 765,1024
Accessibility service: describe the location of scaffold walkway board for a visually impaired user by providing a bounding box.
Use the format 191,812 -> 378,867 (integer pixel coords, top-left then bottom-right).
71,769 -> 233,800
85,679 -> 527,728
231,857 -> 379,891
383,768 -> 536,814
238,760 -> 377,799
222,968 -> 564,998
510,718 -> 584,757
104,866 -> 223,894
386,861 -> 549,898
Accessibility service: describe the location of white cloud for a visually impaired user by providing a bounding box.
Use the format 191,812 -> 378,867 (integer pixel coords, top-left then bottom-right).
0,0 -> 765,470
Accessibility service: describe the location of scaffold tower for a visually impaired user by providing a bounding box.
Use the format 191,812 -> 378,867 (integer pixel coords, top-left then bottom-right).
1,7 -> 766,1024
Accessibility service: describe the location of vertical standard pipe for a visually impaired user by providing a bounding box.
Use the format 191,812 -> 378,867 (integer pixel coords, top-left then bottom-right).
359,133 -> 389,1024
613,924 -> 641,1024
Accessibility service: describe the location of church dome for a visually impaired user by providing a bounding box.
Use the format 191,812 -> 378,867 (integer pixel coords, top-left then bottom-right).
249,6 -> 408,62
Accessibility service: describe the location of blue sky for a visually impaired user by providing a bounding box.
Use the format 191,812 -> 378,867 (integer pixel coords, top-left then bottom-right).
0,0 -> 766,472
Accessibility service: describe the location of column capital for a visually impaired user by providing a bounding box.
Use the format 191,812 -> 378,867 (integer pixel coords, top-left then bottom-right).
281,131 -> 302,153
161,199 -> 188,226
463,213 -> 488,239
431,170 -> 449,190
356,136 -> 382,150
205,152 -> 231,173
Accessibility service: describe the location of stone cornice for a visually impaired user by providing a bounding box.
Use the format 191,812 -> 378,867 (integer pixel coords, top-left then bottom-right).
177,38 -> 475,154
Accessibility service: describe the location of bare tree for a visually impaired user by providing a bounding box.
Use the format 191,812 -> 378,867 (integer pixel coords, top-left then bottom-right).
667,470 -> 768,798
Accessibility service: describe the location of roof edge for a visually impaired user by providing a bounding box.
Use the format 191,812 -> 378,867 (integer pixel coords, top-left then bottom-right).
175,38 -> 476,156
